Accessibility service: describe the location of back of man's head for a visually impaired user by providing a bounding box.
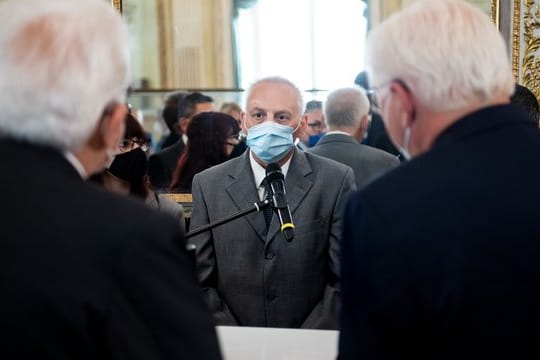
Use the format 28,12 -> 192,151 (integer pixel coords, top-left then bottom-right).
325,87 -> 370,131
177,92 -> 214,120
0,0 -> 130,151
305,100 -> 323,114
511,84 -> 539,126
162,92 -> 187,132
366,0 -> 514,111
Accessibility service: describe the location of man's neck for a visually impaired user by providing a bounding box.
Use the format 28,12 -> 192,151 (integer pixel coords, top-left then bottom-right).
411,96 -> 510,157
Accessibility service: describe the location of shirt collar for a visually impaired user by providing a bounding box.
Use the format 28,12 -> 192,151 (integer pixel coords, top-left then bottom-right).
325,130 -> 352,136
249,150 -> 292,188
63,151 -> 87,179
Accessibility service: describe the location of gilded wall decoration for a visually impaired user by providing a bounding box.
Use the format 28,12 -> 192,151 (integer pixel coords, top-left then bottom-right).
520,0 -> 540,101
111,0 -> 122,12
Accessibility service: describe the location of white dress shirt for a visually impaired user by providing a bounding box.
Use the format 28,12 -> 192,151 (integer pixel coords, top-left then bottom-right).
249,150 -> 291,201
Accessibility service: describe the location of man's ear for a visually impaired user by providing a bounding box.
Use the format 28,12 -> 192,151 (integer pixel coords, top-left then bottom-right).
294,114 -> 308,138
98,103 -> 127,151
179,117 -> 190,134
391,81 -> 416,127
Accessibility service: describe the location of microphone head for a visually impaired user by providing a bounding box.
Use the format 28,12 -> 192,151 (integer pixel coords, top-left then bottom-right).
266,162 -> 284,181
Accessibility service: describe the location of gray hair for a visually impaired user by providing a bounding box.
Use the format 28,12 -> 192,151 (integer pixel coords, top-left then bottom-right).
246,76 -> 304,114
325,87 -> 370,128
0,0 -> 130,151
366,0 -> 514,112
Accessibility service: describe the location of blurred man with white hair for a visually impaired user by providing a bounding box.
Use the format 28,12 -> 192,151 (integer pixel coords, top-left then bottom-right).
0,0 -> 221,359
340,0 -> 540,358
308,87 -> 399,189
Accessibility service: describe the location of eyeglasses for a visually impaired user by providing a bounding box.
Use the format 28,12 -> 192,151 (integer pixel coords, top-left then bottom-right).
226,133 -> 241,146
307,120 -> 323,128
119,138 -> 149,153
366,79 -> 410,114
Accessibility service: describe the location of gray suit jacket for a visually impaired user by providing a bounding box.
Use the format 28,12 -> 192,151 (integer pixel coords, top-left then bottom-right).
189,150 -> 355,329
308,133 -> 399,189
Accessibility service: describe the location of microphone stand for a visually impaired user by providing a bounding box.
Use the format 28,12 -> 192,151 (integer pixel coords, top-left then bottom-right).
185,200 -> 271,239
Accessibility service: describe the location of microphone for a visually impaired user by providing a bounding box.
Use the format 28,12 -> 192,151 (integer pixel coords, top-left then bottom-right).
265,163 -> 295,241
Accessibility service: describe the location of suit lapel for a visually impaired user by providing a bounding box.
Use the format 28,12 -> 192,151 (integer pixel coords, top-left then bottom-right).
267,150 -> 313,242
225,153 -> 268,242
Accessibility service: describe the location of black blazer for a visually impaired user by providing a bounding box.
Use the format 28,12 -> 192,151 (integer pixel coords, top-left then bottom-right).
339,105 -> 540,359
0,140 -> 221,360
148,139 -> 185,190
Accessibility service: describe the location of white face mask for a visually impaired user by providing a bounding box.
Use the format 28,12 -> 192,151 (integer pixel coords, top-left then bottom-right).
399,127 -> 411,160
246,121 -> 295,164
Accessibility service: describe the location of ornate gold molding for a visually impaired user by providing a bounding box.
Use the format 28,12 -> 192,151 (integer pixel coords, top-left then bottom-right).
521,0 -> 540,100
111,0 -> 122,13
491,0 -> 499,29
512,0 -> 521,81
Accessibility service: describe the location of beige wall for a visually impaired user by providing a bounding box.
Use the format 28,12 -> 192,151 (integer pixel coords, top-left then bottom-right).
124,0 -> 235,89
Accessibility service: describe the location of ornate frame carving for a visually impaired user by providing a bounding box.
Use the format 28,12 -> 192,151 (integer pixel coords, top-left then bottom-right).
491,0 -> 500,28
520,1 -> 540,100
111,0 -> 122,12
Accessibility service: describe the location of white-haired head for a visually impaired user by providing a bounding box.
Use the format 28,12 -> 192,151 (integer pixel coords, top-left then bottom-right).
325,87 -> 370,129
0,0 -> 130,151
366,0 -> 514,111
246,76 -> 304,115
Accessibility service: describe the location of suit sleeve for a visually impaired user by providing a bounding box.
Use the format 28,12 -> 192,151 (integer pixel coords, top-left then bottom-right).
110,213 -> 222,360
189,174 -> 239,325
338,192 -> 418,359
301,167 -> 356,329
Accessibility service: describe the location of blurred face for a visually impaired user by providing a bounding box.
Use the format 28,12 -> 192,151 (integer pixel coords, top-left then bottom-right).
305,109 -> 326,136
229,110 -> 242,124
195,102 -> 214,114
180,101 -> 214,134
242,82 -> 306,137
224,132 -> 241,156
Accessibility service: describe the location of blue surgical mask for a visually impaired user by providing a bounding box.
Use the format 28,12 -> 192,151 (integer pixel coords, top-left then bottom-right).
246,121 -> 295,163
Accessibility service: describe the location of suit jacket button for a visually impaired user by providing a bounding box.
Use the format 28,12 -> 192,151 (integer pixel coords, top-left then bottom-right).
265,252 -> 275,260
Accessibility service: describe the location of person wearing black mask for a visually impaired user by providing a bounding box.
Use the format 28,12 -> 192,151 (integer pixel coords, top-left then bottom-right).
91,113 -> 185,231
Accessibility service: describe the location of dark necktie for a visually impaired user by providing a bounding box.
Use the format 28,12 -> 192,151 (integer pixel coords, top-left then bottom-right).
263,180 -> 274,228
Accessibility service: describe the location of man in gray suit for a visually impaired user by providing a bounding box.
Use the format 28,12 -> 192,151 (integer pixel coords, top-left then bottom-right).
189,76 -> 355,329
308,87 -> 399,189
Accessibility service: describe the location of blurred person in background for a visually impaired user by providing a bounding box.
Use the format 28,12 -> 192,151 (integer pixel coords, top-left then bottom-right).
300,100 -> 326,148
510,84 -> 539,126
170,111 -> 241,193
90,113 -> 185,231
148,92 -> 214,190
158,91 -> 187,150
220,101 -> 248,158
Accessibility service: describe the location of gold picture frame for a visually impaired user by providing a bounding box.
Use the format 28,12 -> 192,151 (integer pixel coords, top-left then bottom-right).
111,0 -> 122,12
518,1 -> 540,101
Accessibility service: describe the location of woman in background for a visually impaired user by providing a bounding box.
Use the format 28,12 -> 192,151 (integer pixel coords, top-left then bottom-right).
91,113 -> 185,231
170,111 -> 240,193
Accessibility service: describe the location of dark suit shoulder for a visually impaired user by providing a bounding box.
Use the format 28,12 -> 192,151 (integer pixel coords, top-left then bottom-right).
303,150 -> 353,174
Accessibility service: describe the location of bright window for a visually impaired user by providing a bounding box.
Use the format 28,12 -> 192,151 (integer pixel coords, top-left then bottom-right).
236,0 -> 367,93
